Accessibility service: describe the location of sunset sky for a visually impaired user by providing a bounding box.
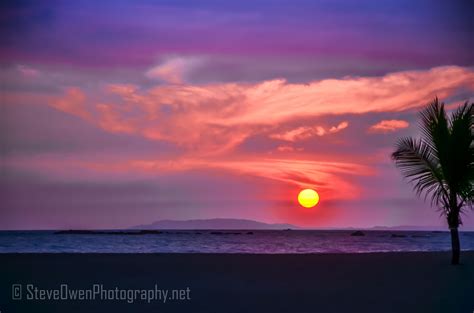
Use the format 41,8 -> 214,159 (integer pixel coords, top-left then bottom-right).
1,0 -> 474,229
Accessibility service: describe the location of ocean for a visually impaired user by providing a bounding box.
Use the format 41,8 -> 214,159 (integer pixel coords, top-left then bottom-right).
1,230 -> 474,253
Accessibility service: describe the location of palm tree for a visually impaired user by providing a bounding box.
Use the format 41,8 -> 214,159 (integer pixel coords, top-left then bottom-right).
391,98 -> 473,265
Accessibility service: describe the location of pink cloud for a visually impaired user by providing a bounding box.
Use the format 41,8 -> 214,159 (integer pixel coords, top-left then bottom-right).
96,103 -> 136,134
207,158 -> 373,199
329,121 -> 349,133
49,88 -> 92,121
270,126 -> 314,142
368,119 -> 409,133
6,65 -> 473,223
5,154 -> 372,201
48,66 -> 473,155
277,145 -> 295,152
269,121 -> 349,141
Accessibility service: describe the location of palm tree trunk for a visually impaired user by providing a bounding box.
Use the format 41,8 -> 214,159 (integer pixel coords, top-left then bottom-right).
450,227 -> 460,265
447,194 -> 461,265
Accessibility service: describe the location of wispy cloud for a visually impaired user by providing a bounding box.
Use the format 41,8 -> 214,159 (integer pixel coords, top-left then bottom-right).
269,121 -> 348,142
276,145 -> 297,152
368,119 -> 409,133
146,56 -> 205,84
49,88 -> 92,121
327,121 -> 349,135
5,154 -> 372,200
48,66 -> 474,154
16,65 -> 40,78
35,66 -> 471,203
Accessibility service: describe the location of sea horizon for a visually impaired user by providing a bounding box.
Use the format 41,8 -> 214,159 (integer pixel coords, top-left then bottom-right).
2,229 -> 474,254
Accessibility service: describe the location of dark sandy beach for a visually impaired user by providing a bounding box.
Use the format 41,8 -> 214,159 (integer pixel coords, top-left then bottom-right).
1,252 -> 473,313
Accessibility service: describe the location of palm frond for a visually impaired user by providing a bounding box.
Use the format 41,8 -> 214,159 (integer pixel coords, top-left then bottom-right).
450,102 -> 474,208
391,137 -> 448,207
418,98 -> 450,175
392,98 -> 474,220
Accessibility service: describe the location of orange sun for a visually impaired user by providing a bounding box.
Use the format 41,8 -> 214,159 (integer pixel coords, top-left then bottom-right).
298,189 -> 320,208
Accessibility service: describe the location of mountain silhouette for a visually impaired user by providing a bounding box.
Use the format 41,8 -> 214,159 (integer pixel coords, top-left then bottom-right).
132,218 -> 298,230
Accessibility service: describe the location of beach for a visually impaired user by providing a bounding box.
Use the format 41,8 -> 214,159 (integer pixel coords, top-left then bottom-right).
1,252 -> 473,312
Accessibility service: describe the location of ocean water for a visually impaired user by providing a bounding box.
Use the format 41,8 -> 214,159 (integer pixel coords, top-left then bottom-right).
1,230 -> 474,253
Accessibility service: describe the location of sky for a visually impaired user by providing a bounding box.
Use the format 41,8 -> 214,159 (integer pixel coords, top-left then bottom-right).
1,0 -> 473,230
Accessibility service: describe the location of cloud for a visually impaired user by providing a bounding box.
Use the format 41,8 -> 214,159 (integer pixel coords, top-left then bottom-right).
275,146 -> 305,153
145,56 -> 205,84
96,103 -> 136,134
5,154 -> 372,200
329,121 -> 349,133
6,64 -> 474,226
368,119 -> 409,133
207,158 -> 372,199
16,65 -> 40,78
49,66 -> 474,154
270,126 -> 314,142
49,88 -> 92,121
269,121 -> 349,142
277,146 -> 295,152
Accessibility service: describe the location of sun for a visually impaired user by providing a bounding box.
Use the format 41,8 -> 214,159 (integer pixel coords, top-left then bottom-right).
298,189 -> 320,208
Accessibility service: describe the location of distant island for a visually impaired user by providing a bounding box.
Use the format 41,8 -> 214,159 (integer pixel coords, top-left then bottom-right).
132,218 -> 298,230
130,218 -> 453,231
369,225 -> 448,231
